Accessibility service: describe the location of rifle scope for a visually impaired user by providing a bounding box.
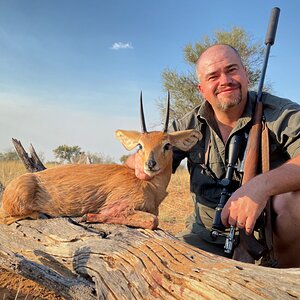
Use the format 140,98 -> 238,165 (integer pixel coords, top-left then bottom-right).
212,133 -> 244,232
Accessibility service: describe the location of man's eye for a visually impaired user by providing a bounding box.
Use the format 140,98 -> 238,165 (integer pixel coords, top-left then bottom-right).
228,67 -> 237,73
163,143 -> 172,151
208,76 -> 217,81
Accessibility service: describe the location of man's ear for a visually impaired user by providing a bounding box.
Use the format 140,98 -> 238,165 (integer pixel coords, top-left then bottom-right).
168,129 -> 202,151
115,130 -> 141,151
198,83 -> 203,94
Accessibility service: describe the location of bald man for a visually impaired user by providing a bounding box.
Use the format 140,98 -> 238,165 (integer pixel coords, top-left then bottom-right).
129,44 -> 300,267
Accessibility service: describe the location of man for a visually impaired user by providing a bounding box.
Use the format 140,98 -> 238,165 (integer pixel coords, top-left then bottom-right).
129,44 -> 300,268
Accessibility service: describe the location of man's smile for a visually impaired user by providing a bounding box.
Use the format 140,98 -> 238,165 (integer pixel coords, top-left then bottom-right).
216,84 -> 240,96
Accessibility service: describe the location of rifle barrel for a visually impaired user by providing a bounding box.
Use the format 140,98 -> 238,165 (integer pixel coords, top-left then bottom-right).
257,7 -> 280,103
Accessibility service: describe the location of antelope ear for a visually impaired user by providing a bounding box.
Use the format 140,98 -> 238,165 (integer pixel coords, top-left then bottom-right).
168,129 -> 202,151
115,130 -> 142,151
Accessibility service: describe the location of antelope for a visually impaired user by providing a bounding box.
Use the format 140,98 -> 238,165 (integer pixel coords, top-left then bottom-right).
0,93 -> 201,229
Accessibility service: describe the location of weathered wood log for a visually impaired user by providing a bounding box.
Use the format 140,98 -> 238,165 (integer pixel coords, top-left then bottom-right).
0,217 -> 299,299
12,138 -> 46,172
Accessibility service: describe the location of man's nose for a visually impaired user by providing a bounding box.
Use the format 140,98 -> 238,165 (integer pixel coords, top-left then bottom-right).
219,72 -> 233,85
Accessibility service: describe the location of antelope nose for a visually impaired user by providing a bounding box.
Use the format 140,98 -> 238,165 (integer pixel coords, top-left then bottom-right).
147,160 -> 157,170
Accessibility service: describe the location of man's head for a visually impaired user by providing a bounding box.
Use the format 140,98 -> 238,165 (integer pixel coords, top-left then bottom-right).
196,44 -> 249,113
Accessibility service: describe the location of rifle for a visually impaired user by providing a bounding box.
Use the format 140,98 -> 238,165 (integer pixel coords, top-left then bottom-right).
211,7 -> 280,259
242,7 -> 280,184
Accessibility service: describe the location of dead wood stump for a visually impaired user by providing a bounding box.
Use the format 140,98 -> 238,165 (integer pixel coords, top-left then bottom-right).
0,217 -> 299,299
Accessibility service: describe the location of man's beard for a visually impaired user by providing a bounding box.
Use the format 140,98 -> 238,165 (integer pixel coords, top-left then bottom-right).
216,85 -> 242,112
217,94 -> 242,112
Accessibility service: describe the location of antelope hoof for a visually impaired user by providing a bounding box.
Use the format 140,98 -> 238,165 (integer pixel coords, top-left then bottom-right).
85,213 -> 106,223
147,215 -> 159,230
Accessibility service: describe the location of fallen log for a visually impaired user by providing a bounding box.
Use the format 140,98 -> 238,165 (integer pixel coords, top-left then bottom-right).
3,140 -> 300,298
0,217 -> 299,300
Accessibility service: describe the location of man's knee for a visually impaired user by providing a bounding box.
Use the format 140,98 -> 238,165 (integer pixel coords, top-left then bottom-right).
272,190 -> 300,218
272,190 -> 300,245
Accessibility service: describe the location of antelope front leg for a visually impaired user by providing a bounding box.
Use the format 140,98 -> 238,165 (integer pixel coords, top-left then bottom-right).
0,209 -> 40,225
86,210 -> 159,230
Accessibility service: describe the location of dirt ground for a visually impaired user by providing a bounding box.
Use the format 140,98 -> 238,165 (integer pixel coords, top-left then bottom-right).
0,169 -> 192,299
158,168 -> 193,234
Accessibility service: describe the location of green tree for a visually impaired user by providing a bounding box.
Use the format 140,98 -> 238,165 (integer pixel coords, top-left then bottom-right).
0,149 -> 19,161
119,154 -> 130,164
159,27 -> 265,120
53,145 -> 81,163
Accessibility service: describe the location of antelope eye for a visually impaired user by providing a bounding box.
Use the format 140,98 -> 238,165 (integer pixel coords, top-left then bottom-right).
137,144 -> 143,150
163,143 -> 172,151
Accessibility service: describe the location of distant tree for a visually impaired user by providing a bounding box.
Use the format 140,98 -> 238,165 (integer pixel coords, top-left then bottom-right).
53,145 -> 81,164
0,149 -> 19,161
119,154 -> 130,164
52,145 -> 116,165
87,152 -> 115,164
159,27 -> 265,120
71,151 -> 91,164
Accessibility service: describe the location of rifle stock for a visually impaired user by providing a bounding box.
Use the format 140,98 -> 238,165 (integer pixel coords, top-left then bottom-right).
242,101 -> 263,184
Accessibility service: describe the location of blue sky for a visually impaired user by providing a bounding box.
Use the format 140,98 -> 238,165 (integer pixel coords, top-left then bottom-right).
0,0 -> 299,162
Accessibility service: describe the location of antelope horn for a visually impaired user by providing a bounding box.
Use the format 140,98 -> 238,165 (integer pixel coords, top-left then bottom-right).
163,91 -> 170,133
140,91 -> 147,133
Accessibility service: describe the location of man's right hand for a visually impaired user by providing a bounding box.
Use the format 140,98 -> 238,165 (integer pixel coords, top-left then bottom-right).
125,153 -> 152,181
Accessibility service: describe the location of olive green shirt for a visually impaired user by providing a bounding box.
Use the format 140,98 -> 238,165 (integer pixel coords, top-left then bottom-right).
171,91 -> 300,234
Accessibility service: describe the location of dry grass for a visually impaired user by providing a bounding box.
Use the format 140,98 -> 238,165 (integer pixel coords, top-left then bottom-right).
158,168 -> 193,235
0,161 -> 57,187
0,162 -> 192,299
0,161 -> 27,187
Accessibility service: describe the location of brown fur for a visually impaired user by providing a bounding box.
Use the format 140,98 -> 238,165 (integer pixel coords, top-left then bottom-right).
0,129 -> 201,229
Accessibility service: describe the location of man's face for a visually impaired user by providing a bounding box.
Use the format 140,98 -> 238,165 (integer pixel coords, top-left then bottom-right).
197,46 -> 249,112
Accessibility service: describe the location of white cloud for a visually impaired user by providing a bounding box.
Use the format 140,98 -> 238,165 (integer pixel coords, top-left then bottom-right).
110,42 -> 133,50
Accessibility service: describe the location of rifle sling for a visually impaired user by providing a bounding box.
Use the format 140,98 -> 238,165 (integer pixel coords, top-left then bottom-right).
261,120 -> 276,266
261,119 -> 270,173
233,109 -> 275,265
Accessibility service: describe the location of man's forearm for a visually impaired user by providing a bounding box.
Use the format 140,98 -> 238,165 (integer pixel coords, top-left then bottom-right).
253,154 -> 300,197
